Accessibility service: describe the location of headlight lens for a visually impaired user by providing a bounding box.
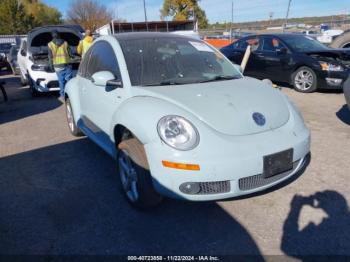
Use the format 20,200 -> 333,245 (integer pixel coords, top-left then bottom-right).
157,115 -> 199,151
319,61 -> 344,72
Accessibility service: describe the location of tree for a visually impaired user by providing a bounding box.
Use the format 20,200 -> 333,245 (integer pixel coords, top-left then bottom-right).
67,0 -> 113,32
161,0 -> 208,29
22,0 -> 62,26
0,0 -> 34,34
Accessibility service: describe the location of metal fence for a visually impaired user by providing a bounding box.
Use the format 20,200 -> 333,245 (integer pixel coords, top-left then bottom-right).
0,35 -> 26,45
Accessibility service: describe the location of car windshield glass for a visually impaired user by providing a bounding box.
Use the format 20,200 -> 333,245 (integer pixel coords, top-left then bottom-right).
280,35 -> 328,52
118,36 -> 242,86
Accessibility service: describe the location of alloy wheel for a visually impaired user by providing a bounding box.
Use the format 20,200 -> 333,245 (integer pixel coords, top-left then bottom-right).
118,151 -> 139,202
294,70 -> 314,91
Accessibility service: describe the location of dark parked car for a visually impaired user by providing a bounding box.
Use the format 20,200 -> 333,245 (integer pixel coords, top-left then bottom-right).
221,34 -> 350,93
0,42 -> 12,71
7,45 -> 20,75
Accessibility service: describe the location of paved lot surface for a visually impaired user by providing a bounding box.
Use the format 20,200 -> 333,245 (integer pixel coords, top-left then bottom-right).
1,73 -> 350,257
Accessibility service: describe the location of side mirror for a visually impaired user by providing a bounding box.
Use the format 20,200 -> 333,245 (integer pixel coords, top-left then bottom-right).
20,49 -> 26,56
91,71 -> 122,89
276,47 -> 287,55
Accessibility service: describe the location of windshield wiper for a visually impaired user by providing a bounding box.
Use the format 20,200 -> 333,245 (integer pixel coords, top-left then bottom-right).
200,75 -> 240,83
143,80 -> 185,87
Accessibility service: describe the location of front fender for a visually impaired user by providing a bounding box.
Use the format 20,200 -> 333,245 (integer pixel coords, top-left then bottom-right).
109,96 -> 200,145
65,77 -> 81,125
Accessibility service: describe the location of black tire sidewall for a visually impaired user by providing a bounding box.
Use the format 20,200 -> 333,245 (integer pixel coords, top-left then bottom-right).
292,66 -> 317,93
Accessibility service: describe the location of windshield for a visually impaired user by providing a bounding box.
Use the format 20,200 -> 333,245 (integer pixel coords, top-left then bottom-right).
118,36 -> 242,86
280,35 -> 328,52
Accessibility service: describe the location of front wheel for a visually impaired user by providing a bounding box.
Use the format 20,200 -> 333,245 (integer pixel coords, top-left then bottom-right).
292,66 -> 317,93
117,141 -> 162,209
20,72 -> 28,86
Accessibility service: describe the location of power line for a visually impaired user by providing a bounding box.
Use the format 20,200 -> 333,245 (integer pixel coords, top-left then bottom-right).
283,0 -> 292,32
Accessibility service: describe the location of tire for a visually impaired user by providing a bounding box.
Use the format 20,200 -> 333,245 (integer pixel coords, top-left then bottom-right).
117,138 -> 162,209
29,82 -> 39,97
65,98 -> 83,136
20,72 -> 28,86
330,32 -> 350,49
292,66 -> 317,93
27,75 -> 40,97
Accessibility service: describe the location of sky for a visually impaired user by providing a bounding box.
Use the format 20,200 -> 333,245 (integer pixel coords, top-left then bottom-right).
43,0 -> 349,23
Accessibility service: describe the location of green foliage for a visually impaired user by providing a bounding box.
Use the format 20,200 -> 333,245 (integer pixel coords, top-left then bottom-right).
0,0 -> 62,35
0,0 -> 33,34
23,0 -> 62,26
161,0 -> 208,29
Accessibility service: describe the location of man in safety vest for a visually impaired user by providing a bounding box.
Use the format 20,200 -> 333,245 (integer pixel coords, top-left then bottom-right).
48,30 -> 73,99
77,29 -> 93,57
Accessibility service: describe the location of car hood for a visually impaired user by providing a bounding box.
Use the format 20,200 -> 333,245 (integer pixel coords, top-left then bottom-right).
133,77 -> 290,136
302,49 -> 350,61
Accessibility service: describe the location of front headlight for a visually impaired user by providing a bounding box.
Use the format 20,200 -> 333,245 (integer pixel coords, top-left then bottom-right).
319,61 -> 344,72
157,115 -> 199,151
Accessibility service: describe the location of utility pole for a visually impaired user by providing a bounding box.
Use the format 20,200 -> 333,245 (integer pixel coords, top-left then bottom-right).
283,0 -> 292,32
230,1 -> 233,42
143,0 -> 149,31
269,12 -> 274,25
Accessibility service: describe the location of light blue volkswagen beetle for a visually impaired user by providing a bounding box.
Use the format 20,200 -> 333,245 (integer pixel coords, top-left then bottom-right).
64,32 -> 311,208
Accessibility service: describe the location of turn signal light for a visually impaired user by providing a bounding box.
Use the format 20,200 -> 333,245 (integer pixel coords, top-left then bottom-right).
162,161 -> 200,171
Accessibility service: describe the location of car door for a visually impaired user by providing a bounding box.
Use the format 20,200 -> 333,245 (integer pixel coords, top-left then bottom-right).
17,40 -> 27,77
253,36 -> 292,82
79,40 -> 125,155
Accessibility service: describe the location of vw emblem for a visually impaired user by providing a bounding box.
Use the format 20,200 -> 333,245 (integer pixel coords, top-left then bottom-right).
252,112 -> 266,126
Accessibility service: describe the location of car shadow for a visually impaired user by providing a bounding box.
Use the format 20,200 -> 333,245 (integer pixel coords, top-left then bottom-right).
0,138 -> 263,257
274,82 -> 343,94
336,104 -> 350,125
0,75 -> 62,124
281,190 -> 350,257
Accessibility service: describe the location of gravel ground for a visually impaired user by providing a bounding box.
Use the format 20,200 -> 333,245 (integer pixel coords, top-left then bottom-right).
0,73 -> 350,257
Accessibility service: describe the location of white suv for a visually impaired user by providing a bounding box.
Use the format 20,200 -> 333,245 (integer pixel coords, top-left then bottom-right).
17,25 -> 82,96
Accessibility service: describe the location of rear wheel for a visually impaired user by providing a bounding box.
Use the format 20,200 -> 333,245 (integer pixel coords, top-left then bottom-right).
65,98 -> 83,136
292,66 -> 317,93
117,133 -> 162,209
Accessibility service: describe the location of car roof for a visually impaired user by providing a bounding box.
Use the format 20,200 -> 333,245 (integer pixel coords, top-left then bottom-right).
240,33 -> 306,39
114,32 -> 196,41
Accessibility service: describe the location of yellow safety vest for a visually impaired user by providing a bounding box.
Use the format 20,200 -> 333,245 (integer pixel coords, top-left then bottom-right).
81,38 -> 92,57
48,41 -> 71,65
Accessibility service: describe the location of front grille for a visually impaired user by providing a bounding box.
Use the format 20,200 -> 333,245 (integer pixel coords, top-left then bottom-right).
47,81 -> 59,89
197,181 -> 230,195
239,159 -> 301,191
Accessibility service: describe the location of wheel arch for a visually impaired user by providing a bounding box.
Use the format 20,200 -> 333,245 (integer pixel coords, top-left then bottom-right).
64,79 -> 82,125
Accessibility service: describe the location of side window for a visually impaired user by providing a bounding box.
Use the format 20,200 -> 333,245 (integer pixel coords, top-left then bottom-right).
238,37 -> 261,51
262,37 -> 286,52
78,47 -> 93,77
86,41 -> 120,80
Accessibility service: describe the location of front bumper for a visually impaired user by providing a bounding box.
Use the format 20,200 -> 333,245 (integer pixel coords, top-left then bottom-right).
29,69 -> 77,92
145,114 -> 311,201
316,69 -> 350,89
